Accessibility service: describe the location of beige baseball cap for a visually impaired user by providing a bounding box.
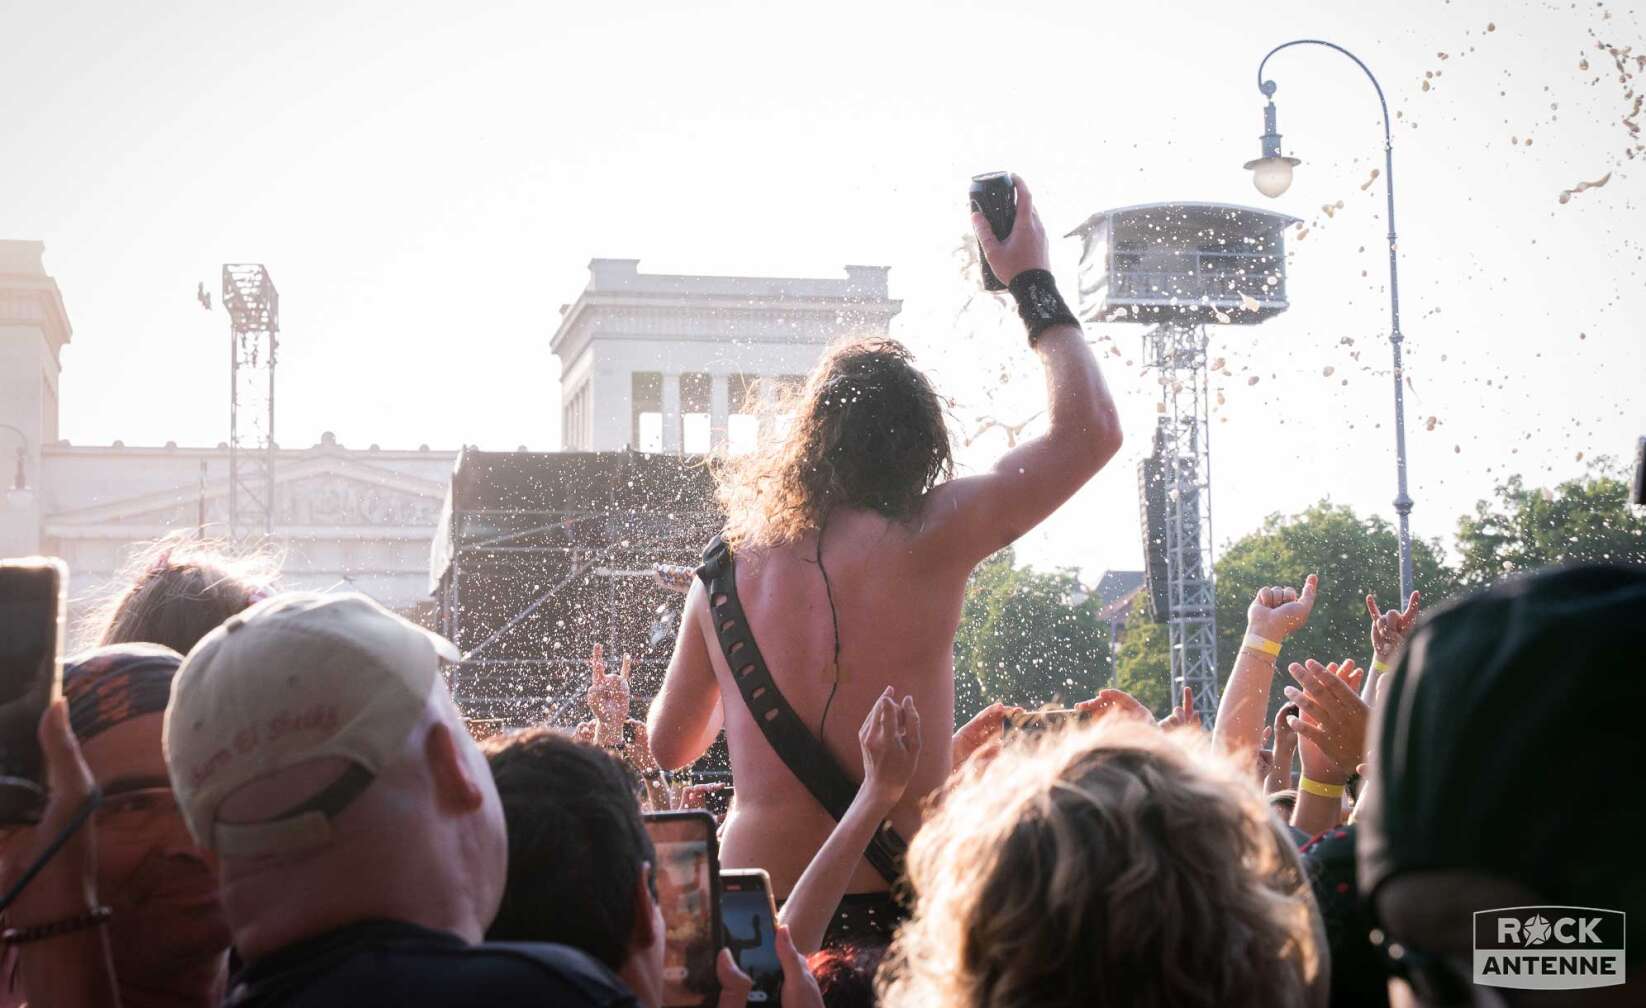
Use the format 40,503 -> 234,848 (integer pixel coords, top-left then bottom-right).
163,591 -> 460,858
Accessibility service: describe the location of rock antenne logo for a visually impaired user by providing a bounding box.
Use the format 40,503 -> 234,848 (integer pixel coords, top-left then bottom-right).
1474,907 -> 1624,991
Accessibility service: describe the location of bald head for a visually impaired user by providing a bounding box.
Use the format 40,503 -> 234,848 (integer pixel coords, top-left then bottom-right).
215,684 -> 508,961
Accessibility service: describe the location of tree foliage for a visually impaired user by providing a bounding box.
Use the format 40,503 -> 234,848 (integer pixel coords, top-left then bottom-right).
1109,593 -> 1171,715
1113,501 -> 1455,720
952,548 -> 1112,716
1453,463 -> 1646,588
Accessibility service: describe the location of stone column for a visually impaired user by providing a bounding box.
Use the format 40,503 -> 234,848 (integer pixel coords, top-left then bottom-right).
660,372 -> 682,454
709,373 -> 730,451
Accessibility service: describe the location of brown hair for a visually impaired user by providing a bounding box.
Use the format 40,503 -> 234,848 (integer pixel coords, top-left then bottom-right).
82,533 -> 279,655
712,337 -> 952,549
877,719 -> 1321,1008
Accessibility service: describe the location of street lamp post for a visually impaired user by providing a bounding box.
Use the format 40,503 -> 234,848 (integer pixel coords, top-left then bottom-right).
0,423 -> 26,492
1245,39 -> 1416,601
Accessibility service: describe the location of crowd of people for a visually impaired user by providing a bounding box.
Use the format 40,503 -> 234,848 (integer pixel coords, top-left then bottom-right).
1,176 -> 1641,1007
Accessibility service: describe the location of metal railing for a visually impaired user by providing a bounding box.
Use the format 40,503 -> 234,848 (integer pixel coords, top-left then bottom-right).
1108,270 -> 1286,303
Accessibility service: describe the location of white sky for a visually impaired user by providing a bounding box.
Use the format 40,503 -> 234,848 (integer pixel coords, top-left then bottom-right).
6,0 -> 1643,586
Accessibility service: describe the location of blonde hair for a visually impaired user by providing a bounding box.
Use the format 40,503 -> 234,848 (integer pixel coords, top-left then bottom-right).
80,532 -> 280,655
877,719 -> 1321,1008
711,337 -> 952,549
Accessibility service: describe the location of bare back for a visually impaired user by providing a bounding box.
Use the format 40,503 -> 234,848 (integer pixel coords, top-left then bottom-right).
646,305 -> 1122,899
692,509 -> 963,896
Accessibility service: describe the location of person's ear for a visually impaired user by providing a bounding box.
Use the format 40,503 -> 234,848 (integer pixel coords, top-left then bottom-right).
631,862 -> 658,948
425,722 -> 485,813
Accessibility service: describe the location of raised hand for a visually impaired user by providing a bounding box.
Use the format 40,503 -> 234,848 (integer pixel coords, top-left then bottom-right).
674,782 -> 725,811
1283,659 -> 1370,780
585,643 -> 632,740
1365,591 -> 1421,663
952,701 -> 1017,767
969,174 -> 1050,287
1245,575 -> 1319,643
859,688 -> 922,806
1159,686 -> 1197,729
626,718 -> 661,775
1075,688 -> 1155,723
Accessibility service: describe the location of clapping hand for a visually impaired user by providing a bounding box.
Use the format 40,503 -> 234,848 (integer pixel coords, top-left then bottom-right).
859,688 -> 922,807
1365,591 -> 1421,663
1246,575 -> 1319,643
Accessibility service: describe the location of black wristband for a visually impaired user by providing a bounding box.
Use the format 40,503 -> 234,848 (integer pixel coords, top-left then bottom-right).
1007,269 -> 1080,345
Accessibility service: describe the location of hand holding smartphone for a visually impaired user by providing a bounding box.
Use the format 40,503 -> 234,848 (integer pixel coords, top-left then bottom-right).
644,810 -> 723,1007
0,558 -> 66,824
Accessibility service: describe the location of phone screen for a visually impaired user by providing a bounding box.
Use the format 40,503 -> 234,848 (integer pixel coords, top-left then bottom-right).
0,559 -> 65,824
644,811 -> 722,1007
721,869 -> 782,1005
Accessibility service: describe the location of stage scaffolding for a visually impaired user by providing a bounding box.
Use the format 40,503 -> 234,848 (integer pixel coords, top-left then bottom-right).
430,450 -> 721,731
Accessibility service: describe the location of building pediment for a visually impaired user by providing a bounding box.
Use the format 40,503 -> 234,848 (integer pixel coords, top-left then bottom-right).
46,454 -> 448,534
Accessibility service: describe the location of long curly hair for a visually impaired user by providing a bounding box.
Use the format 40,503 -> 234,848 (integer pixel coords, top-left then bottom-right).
712,337 -> 952,549
876,719 -> 1322,1008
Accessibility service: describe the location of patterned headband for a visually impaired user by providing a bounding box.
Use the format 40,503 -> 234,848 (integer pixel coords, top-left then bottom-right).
63,643 -> 182,743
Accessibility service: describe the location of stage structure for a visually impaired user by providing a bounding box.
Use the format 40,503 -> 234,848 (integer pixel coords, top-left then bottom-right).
430,449 -> 723,740
221,264 -> 279,541
1069,203 -> 1297,725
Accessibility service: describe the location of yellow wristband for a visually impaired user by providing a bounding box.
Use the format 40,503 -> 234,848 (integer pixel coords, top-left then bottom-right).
1371,659 -> 1390,675
1241,633 -> 1282,657
1298,775 -> 1346,798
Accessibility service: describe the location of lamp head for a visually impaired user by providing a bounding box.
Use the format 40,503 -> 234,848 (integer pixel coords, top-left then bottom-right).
1244,100 -> 1301,198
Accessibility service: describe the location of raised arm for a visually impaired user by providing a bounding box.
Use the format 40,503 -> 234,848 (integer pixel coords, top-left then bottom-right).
1362,591 -> 1419,702
780,688 -> 921,955
1284,659 -> 1369,838
647,579 -> 725,771
1212,575 -> 1318,761
7,702 -> 120,1008
917,176 -> 1122,567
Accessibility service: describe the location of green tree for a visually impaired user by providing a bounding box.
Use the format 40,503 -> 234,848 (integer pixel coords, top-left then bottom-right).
1113,501 -> 1456,720
952,548 -> 1112,715
1454,463 -> 1646,588
1110,593 -> 1171,715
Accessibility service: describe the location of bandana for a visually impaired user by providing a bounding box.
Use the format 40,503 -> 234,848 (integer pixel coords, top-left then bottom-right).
63,643 -> 182,742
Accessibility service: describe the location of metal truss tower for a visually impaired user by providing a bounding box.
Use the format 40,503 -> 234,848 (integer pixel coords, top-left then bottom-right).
222,264 -> 279,541
1144,321 -> 1220,721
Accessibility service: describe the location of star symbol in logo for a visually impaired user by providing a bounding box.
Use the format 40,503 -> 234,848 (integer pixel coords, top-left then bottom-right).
1521,915 -> 1553,946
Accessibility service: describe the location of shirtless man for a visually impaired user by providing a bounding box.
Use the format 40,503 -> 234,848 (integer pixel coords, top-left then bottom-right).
646,176 -> 1122,917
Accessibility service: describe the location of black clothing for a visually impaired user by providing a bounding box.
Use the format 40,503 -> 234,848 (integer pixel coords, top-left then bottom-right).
226,919 -> 639,1008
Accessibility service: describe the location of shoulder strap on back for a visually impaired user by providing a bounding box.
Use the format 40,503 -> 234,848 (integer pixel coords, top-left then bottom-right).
696,536 -> 907,886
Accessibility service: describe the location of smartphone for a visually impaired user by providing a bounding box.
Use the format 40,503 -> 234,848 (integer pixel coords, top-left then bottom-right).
0,558 -> 67,824
969,171 -> 1016,291
721,869 -> 782,1005
644,810 -> 723,1008
1002,708 -> 1086,734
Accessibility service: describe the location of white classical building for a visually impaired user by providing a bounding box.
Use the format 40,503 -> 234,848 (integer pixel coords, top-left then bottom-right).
551,259 -> 901,454
2,244 -> 899,630
0,240 -> 456,623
